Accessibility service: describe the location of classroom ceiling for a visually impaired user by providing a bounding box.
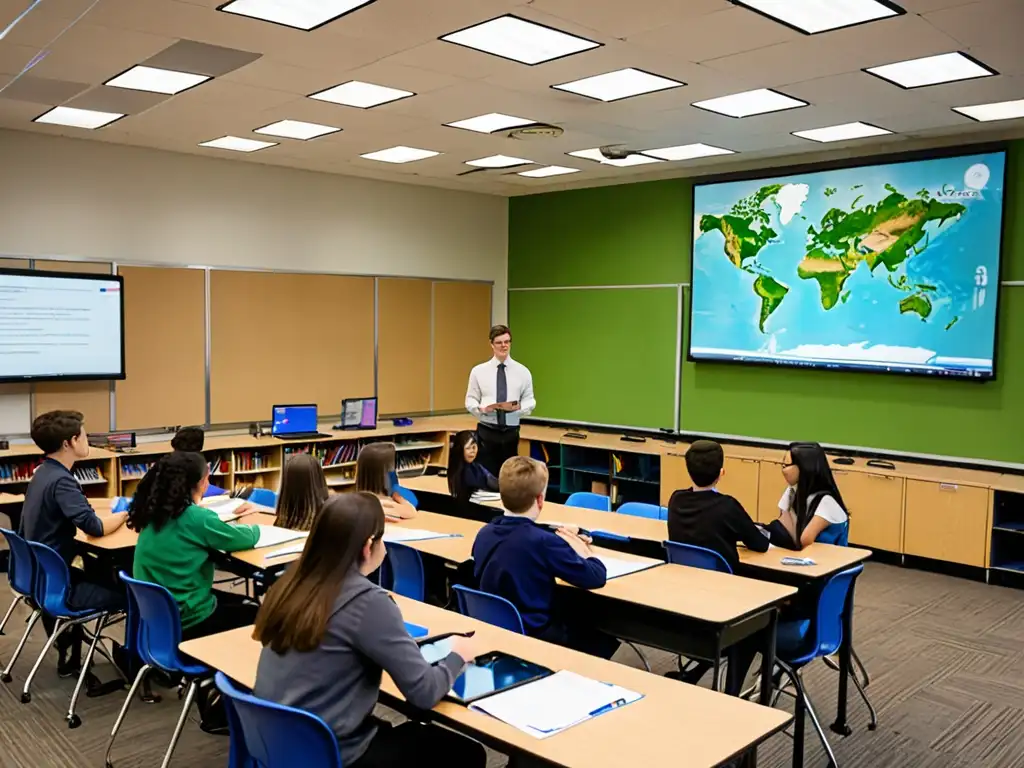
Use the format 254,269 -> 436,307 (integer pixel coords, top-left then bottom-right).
0,0 -> 1022,196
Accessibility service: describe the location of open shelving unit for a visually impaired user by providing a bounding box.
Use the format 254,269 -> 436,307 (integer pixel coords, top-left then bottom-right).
991,489 -> 1024,577
0,450 -> 117,501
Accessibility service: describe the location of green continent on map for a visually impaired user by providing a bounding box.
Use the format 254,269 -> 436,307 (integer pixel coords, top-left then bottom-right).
699,183 -> 783,267
797,251 -> 851,310
899,293 -> 932,320
753,275 -> 789,331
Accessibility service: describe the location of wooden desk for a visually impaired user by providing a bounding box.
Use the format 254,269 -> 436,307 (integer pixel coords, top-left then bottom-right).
180,596 -> 791,768
739,543 -> 872,581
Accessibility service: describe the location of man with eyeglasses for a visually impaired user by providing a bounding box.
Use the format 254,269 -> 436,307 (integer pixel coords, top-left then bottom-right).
465,325 -> 536,477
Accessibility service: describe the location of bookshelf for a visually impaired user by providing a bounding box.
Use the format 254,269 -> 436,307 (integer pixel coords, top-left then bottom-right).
990,489 -> 1024,578
0,447 -> 118,500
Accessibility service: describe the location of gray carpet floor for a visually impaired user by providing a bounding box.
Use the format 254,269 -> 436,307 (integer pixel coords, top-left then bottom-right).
1,562 -> 1022,768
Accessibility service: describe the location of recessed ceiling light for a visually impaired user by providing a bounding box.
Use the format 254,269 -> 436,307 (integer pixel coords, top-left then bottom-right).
218,0 -> 376,31
360,146 -> 440,163
445,113 -> 536,134
793,121 -> 892,143
440,14 -> 601,65
253,120 -> 341,140
567,148 -> 662,167
104,65 -> 210,95
553,68 -> 684,102
732,0 -> 904,35
865,51 -> 996,89
199,136 -> 277,152
692,88 -> 808,118
953,98 -> 1024,123
33,106 -> 124,129
518,166 -> 581,178
643,143 -> 735,161
465,155 -> 532,168
309,80 -> 414,108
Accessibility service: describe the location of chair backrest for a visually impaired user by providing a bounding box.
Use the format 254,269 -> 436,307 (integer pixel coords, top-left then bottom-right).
119,572 -> 191,673
385,543 -> 425,602
663,540 -> 734,574
617,502 -> 665,520
215,672 -> 343,768
452,584 -> 525,634
0,528 -> 35,597
817,521 -> 849,547
810,565 -> 863,659
248,488 -> 278,508
395,485 -> 419,509
565,492 -> 611,512
26,541 -> 75,616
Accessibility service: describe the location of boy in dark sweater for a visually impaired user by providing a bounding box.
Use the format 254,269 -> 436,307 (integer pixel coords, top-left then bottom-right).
472,456 -> 617,658
666,439 -> 769,693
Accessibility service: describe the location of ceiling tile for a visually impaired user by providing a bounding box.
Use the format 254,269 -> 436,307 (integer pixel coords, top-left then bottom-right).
530,0 -> 730,37
0,75 -> 89,105
65,85 -> 172,114
142,39 -> 262,76
629,7 -> 801,63
923,0 -> 1024,75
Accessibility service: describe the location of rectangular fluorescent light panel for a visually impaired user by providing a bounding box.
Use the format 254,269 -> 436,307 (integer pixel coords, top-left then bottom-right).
310,80 -> 413,108
643,143 -> 734,161
105,65 -> 210,95
793,121 -> 892,142
445,113 -> 535,133
553,68 -> 684,102
518,165 -> 580,178
465,155 -> 532,168
953,99 -> 1024,123
693,88 -> 808,117
360,146 -> 440,163
199,136 -> 277,152
218,0 -> 375,31
254,120 -> 341,140
34,106 -> 123,129
865,52 -> 996,88
733,0 -> 903,35
567,148 -> 662,167
441,14 -> 600,65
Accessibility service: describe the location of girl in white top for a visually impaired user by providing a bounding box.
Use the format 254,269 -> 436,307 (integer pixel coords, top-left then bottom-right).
777,442 -> 849,548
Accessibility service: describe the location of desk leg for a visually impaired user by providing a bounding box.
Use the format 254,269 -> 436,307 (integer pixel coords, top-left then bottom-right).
792,685 -> 806,768
711,630 -> 723,692
758,609 -> 778,706
829,580 -> 856,737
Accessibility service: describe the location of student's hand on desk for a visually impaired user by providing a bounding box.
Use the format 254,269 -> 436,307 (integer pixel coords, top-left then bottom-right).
557,529 -> 594,559
233,503 -> 258,520
556,524 -> 593,545
449,634 -> 484,664
102,511 -> 128,535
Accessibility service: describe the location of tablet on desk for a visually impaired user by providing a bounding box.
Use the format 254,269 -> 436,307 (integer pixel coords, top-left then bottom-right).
418,635 -> 552,705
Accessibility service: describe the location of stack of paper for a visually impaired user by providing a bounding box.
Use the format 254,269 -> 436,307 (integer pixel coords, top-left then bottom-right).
383,527 -> 460,543
470,491 -> 502,504
204,497 -> 249,522
263,541 -> 306,560
251,526 -> 308,549
595,555 -> 662,580
469,670 -> 642,738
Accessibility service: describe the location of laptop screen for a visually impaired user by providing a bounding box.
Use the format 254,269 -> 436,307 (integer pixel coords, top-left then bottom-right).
341,397 -> 378,429
272,405 -> 317,436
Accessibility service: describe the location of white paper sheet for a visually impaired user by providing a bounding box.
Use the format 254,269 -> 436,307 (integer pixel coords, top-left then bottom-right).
203,497 -> 248,521
594,555 -> 661,580
470,491 -> 502,503
251,525 -> 308,549
382,526 -> 460,543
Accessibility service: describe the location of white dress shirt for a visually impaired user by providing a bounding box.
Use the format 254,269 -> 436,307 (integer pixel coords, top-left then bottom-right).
465,356 -> 536,428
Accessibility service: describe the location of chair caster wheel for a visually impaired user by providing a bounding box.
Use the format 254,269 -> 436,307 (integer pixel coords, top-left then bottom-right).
20,692 -> 30,704
868,723 -> 877,731
1,673 -> 11,683
67,714 -> 82,729
106,761 -> 114,768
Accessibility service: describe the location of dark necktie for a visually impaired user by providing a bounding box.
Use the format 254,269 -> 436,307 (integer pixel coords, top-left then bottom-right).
496,363 -> 507,427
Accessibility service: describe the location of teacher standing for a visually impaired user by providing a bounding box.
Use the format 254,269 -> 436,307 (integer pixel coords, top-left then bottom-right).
465,324 -> 536,477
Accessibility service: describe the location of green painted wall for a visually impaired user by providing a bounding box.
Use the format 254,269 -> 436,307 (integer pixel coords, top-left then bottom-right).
508,143 -> 1024,463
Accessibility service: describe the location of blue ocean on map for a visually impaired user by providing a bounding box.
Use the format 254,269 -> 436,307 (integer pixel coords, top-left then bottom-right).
690,151 -> 1005,377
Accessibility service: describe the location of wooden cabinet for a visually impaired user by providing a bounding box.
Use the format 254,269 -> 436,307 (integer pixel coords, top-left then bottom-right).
660,453 -> 689,506
833,470 -> 904,552
719,458 -> 760,518
757,461 -> 785,523
904,480 -> 991,567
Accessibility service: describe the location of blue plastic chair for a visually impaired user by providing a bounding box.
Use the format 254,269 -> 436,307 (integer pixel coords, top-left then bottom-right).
453,584 -> 525,634
0,529 -> 43,684
772,564 -> 865,768
663,541 -> 734,574
248,488 -> 278,508
106,573 -> 211,768
565,492 -> 611,512
385,543 -> 425,602
617,502 -> 666,520
21,541 -> 123,727
216,672 -> 343,768
395,485 -> 419,509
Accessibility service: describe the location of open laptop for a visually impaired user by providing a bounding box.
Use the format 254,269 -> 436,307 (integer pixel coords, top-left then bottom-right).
271,404 -> 329,440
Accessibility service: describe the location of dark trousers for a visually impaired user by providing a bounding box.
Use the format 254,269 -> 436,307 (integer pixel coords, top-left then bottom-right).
181,590 -> 260,642
535,621 -> 620,660
678,634 -> 762,696
43,565 -> 126,664
352,720 -> 486,768
476,423 -> 520,477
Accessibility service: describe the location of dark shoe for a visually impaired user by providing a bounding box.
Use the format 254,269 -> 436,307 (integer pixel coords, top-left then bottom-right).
57,658 -> 83,679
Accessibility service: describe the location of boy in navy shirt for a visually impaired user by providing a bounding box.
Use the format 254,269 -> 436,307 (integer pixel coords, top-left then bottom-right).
472,456 -> 617,658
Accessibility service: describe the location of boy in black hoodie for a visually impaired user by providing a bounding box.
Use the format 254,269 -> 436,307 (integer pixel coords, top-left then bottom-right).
666,439 -> 770,693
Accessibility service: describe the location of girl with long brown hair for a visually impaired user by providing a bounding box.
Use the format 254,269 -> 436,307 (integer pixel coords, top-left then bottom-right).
354,442 -> 417,520
274,452 -> 329,531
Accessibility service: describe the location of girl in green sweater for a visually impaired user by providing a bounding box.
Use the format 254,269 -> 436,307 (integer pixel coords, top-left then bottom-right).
129,452 -> 261,641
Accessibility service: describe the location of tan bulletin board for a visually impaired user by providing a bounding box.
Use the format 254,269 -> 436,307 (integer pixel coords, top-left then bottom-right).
377,278 -> 431,415
210,271 -> 375,424
432,281 -> 492,412
115,266 -> 206,430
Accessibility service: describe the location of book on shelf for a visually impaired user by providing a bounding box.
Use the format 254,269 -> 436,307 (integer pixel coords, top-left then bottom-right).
235,451 -> 272,472
207,453 -> 229,475
72,466 -> 105,484
0,458 -> 43,483
121,462 -> 155,480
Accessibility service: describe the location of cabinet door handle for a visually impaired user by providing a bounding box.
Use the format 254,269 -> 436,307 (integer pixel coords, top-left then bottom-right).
834,470 -> 848,476
740,458 -> 758,464
940,483 -> 959,492
668,452 -> 687,458
870,474 -> 895,481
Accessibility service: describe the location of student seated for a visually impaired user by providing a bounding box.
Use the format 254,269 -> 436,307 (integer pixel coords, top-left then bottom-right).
472,456 -> 617,658
355,442 -> 416,520
129,452 -> 261,641
20,410 -> 128,677
447,430 -> 498,502
770,442 -> 849,549
666,439 -> 769,693
274,452 -> 330,531
171,426 -> 225,497
253,493 -> 486,768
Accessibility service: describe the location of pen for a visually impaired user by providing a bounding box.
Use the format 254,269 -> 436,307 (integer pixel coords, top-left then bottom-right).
588,697 -> 627,718
264,550 -> 298,560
